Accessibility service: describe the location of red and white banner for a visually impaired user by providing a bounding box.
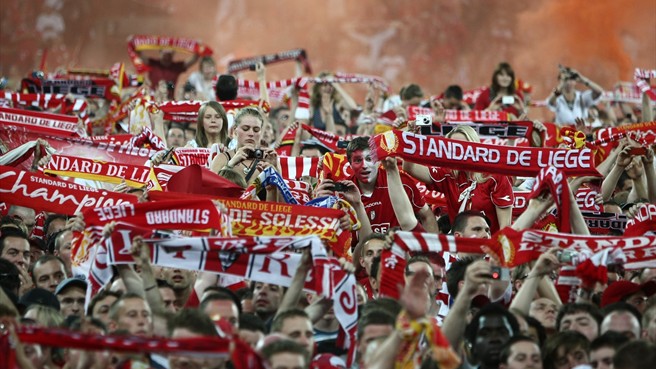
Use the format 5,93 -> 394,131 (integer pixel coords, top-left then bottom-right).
0,165 -> 137,215
278,156 -> 320,180
227,48 -> 312,74
634,68 -> 656,100
370,130 -> 600,177
127,35 -> 213,74
0,106 -> 80,134
44,154 -> 152,187
625,203 -> 656,237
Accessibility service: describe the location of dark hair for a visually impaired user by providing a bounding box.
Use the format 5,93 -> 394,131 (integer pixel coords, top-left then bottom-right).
525,315 -> 547,347
239,312 -> 266,333
357,308 -> 395,339
30,254 -> 67,284
310,72 -> 338,109
602,302 -> 642,325
260,339 -> 310,366
437,215 -> 451,234
216,74 -> 238,101
168,308 -> 219,337
499,335 -> 538,365
590,331 -> 630,351
271,308 -> 310,333
464,303 -> 520,346
0,258 -> 21,294
0,227 -> 28,255
556,303 -> 603,332
196,101 -> 228,148
444,85 -> 464,100
87,289 -> 122,316
43,214 -> 67,238
446,257 -> 476,298
490,62 -> 516,98
346,136 -> 371,161
543,331 -> 590,369
613,340 -> 656,369
361,298 -> 402,318
370,256 -> 381,281
399,84 -> 424,101
200,288 -> 242,316
451,211 -> 491,235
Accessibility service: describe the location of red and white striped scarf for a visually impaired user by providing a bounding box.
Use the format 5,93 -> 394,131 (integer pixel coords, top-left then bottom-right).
0,106 -> 81,135
634,68 -> 656,100
154,100 -> 270,123
278,156 -> 320,179
127,35 -> 214,74
227,48 -> 312,74
370,130 -> 600,177
625,203 -> 656,237
43,154 -> 152,187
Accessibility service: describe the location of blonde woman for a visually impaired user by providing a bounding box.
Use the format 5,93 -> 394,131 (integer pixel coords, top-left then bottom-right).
403,125 -> 514,234
210,107 -> 279,184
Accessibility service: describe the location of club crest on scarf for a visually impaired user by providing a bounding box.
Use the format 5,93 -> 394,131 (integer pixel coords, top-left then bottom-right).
380,130 -> 399,154
497,233 -> 516,266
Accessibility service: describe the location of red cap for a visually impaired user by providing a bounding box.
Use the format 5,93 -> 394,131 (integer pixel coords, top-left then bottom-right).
600,280 -> 656,307
311,354 -> 346,369
166,164 -> 244,198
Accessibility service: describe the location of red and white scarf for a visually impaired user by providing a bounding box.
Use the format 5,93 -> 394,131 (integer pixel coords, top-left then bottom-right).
127,35 -> 214,74
154,100 -> 270,123
278,156 -> 320,179
530,167 -> 571,233
634,68 -> 656,100
0,140 -> 56,167
0,106 -> 81,135
227,48 -> 312,74
0,165 -> 137,215
0,91 -> 88,117
44,154 -> 152,187
625,203 -> 656,237
370,130 -> 600,177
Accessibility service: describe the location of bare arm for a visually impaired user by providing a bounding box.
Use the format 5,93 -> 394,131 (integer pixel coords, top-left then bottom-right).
256,62 -> 270,106
643,91 -> 654,122
601,144 -> 631,201
332,83 -> 358,111
131,237 -> 167,314
401,161 -> 433,185
512,196 -> 555,231
183,53 -> 200,70
643,149 -> 656,203
495,206 -> 513,230
383,158 -> 419,231
509,248 -> 562,315
442,260 -> 492,348
417,205 -> 439,233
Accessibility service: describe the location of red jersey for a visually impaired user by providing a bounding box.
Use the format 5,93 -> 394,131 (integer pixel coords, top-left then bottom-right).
427,167 -> 513,234
352,168 -> 426,234
146,58 -> 188,89
474,87 -> 524,118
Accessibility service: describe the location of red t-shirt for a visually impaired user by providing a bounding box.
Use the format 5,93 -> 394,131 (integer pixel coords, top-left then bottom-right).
427,167 -> 513,234
352,168 -> 426,234
474,87 -> 524,118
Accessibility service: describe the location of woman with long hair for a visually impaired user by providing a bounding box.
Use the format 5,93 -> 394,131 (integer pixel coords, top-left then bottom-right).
403,125 -> 514,234
210,107 -> 278,184
474,62 -> 525,119
187,100 -> 229,149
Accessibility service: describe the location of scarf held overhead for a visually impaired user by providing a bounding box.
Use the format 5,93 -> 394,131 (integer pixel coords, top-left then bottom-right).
370,130 -> 600,177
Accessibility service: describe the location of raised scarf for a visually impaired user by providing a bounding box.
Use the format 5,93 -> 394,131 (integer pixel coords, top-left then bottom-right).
530,167 -> 571,233
0,165 -> 137,215
625,203 -> 656,237
370,130 -> 600,177
127,35 -> 214,74
44,154 -> 152,187
154,99 -> 270,122
0,106 -> 80,135
21,75 -> 119,102
634,68 -> 656,100
227,48 -> 312,74
0,91 -> 88,117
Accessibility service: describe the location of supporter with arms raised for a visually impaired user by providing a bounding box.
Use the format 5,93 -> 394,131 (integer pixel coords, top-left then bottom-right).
403,125 -> 514,234
320,136 -> 437,238
135,47 -> 199,95
310,72 -> 358,133
547,64 -> 604,124
474,62 -> 526,119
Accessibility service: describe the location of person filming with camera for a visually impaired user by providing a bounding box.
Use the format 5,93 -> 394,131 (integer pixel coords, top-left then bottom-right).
547,65 -> 604,124
211,107 -> 278,184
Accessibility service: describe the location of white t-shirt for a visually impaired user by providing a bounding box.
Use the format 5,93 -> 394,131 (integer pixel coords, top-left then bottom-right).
548,90 -> 600,124
186,72 -> 216,100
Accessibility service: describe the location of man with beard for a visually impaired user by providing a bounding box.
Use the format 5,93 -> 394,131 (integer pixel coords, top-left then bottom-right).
162,268 -> 195,309
465,303 -> 521,369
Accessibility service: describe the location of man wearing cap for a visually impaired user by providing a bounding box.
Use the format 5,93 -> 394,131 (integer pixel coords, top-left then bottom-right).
31,255 -> 67,293
55,277 -> 87,318
600,280 -> 656,314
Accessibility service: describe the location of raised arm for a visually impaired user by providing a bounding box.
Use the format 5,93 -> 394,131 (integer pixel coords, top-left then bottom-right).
131,236 -> 167,314
275,250 -> 312,317
382,157 -> 419,231
601,143 -> 632,201
509,248 -> 562,315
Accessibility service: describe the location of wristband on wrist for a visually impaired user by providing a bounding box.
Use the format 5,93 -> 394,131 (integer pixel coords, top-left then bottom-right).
145,284 -> 157,291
